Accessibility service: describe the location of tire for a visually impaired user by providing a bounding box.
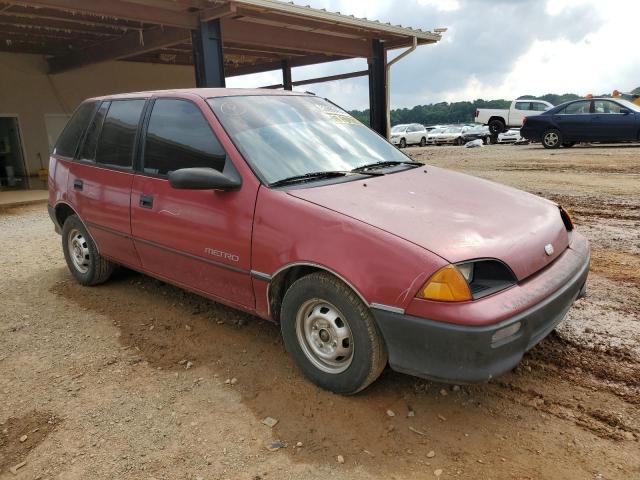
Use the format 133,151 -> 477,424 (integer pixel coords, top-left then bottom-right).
280,272 -> 388,395
488,119 -> 506,135
455,137 -> 463,146
399,138 -> 406,148
542,129 -> 562,149
62,214 -> 115,286
562,142 -> 575,148
420,137 -> 426,147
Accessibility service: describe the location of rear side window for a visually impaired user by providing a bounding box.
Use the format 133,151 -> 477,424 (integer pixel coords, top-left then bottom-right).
78,101 -> 109,162
563,101 -> 591,115
54,101 -> 98,157
95,100 -> 145,169
143,99 -> 225,176
531,102 -> 548,111
514,102 -> 530,111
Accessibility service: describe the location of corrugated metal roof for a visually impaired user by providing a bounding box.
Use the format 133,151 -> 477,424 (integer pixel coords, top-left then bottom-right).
232,0 -> 442,42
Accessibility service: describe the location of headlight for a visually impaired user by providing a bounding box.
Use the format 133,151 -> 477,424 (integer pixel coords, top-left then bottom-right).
417,260 -> 516,302
559,206 -> 574,231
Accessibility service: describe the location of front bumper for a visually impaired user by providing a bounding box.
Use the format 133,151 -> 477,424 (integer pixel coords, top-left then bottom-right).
372,242 -> 590,384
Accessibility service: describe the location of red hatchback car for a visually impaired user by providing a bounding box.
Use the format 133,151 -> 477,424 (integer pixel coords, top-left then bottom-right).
48,89 -> 590,394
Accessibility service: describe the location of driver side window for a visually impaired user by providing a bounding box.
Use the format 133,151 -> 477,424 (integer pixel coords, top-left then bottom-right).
143,99 -> 226,176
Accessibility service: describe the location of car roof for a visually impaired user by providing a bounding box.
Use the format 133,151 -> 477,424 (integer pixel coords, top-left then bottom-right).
86,88 -> 311,102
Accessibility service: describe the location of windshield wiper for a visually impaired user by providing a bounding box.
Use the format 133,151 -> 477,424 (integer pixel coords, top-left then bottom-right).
351,160 -> 420,173
269,167 -> 388,188
269,170 -> 349,187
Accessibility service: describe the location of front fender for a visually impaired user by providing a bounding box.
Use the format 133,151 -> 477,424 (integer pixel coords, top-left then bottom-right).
251,187 -> 448,319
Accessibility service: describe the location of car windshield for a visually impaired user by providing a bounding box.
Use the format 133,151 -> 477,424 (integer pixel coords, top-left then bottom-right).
391,125 -> 407,133
445,127 -> 462,133
429,128 -> 445,134
208,95 -> 411,185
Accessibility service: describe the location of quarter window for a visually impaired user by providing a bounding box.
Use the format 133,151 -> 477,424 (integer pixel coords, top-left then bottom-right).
95,100 -> 145,169
78,101 -> 109,162
54,101 -> 98,158
143,99 -> 225,176
563,101 -> 591,115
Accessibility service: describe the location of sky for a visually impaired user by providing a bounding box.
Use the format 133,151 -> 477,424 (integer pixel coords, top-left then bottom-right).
226,0 -> 639,110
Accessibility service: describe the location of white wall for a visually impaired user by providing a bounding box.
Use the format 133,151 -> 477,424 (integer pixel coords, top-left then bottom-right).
0,53 -> 196,176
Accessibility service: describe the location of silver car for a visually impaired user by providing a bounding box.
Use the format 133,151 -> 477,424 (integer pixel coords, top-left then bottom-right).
390,123 -> 427,148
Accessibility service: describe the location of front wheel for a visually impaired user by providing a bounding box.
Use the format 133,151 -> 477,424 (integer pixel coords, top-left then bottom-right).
62,214 -> 115,286
399,138 -> 406,148
542,129 -> 562,149
420,137 -> 426,147
280,272 -> 388,395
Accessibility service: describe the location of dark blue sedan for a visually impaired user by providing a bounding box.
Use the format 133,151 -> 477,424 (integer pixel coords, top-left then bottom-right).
520,98 -> 640,149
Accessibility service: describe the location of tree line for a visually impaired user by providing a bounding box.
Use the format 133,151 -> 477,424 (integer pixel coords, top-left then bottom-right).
349,88 -> 640,127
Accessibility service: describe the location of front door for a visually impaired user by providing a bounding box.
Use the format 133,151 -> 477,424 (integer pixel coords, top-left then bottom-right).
67,99 -> 145,267
130,97 -> 258,309
591,99 -> 637,141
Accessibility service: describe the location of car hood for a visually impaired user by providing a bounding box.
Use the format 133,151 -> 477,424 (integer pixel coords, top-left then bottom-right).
287,166 -> 569,280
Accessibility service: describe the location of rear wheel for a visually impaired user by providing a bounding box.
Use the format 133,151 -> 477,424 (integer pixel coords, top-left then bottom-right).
399,138 -> 406,148
280,272 -> 387,394
488,119 -> 505,135
420,137 -> 426,147
62,214 -> 115,286
542,129 -> 562,149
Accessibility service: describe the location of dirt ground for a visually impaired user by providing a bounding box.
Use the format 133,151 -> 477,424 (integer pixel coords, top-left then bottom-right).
1,144 -> 639,480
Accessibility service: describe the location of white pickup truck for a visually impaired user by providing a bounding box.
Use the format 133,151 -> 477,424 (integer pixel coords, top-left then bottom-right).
475,99 -> 554,134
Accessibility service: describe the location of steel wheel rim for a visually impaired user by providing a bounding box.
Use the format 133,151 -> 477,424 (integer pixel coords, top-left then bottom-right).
295,299 -> 354,374
68,228 -> 90,274
544,132 -> 559,146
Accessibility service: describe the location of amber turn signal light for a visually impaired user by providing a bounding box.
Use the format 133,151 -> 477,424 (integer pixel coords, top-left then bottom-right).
417,265 -> 472,302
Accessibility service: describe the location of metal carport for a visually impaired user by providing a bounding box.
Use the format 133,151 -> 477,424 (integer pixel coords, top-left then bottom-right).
0,0 -> 443,137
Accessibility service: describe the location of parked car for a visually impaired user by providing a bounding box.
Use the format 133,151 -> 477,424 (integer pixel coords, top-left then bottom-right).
425,126 -> 447,145
461,125 -> 492,144
475,99 -> 554,134
390,123 -> 427,147
521,98 -> 640,149
497,128 -> 523,144
49,89 -> 590,394
434,125 -> 467,145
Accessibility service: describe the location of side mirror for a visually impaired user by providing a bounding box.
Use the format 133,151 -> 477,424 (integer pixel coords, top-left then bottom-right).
168,167 -> 241,191
620,108 -> 632,115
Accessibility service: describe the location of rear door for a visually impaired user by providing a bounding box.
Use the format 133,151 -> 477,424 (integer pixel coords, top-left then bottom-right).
130,97 -> 258,309
67,99 -> 146,267
511,102 -> 530,126
554,100 -> 592,141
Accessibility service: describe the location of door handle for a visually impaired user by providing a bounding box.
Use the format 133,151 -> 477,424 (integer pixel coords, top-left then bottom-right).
139,194 -> 154,209
73,179 -> 83,191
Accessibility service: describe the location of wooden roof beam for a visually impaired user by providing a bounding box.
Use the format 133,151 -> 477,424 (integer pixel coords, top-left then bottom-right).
10,0 -> 199,28
46,3 -> 237,74
221,17 -> 371,58
48,26 -> 191,74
